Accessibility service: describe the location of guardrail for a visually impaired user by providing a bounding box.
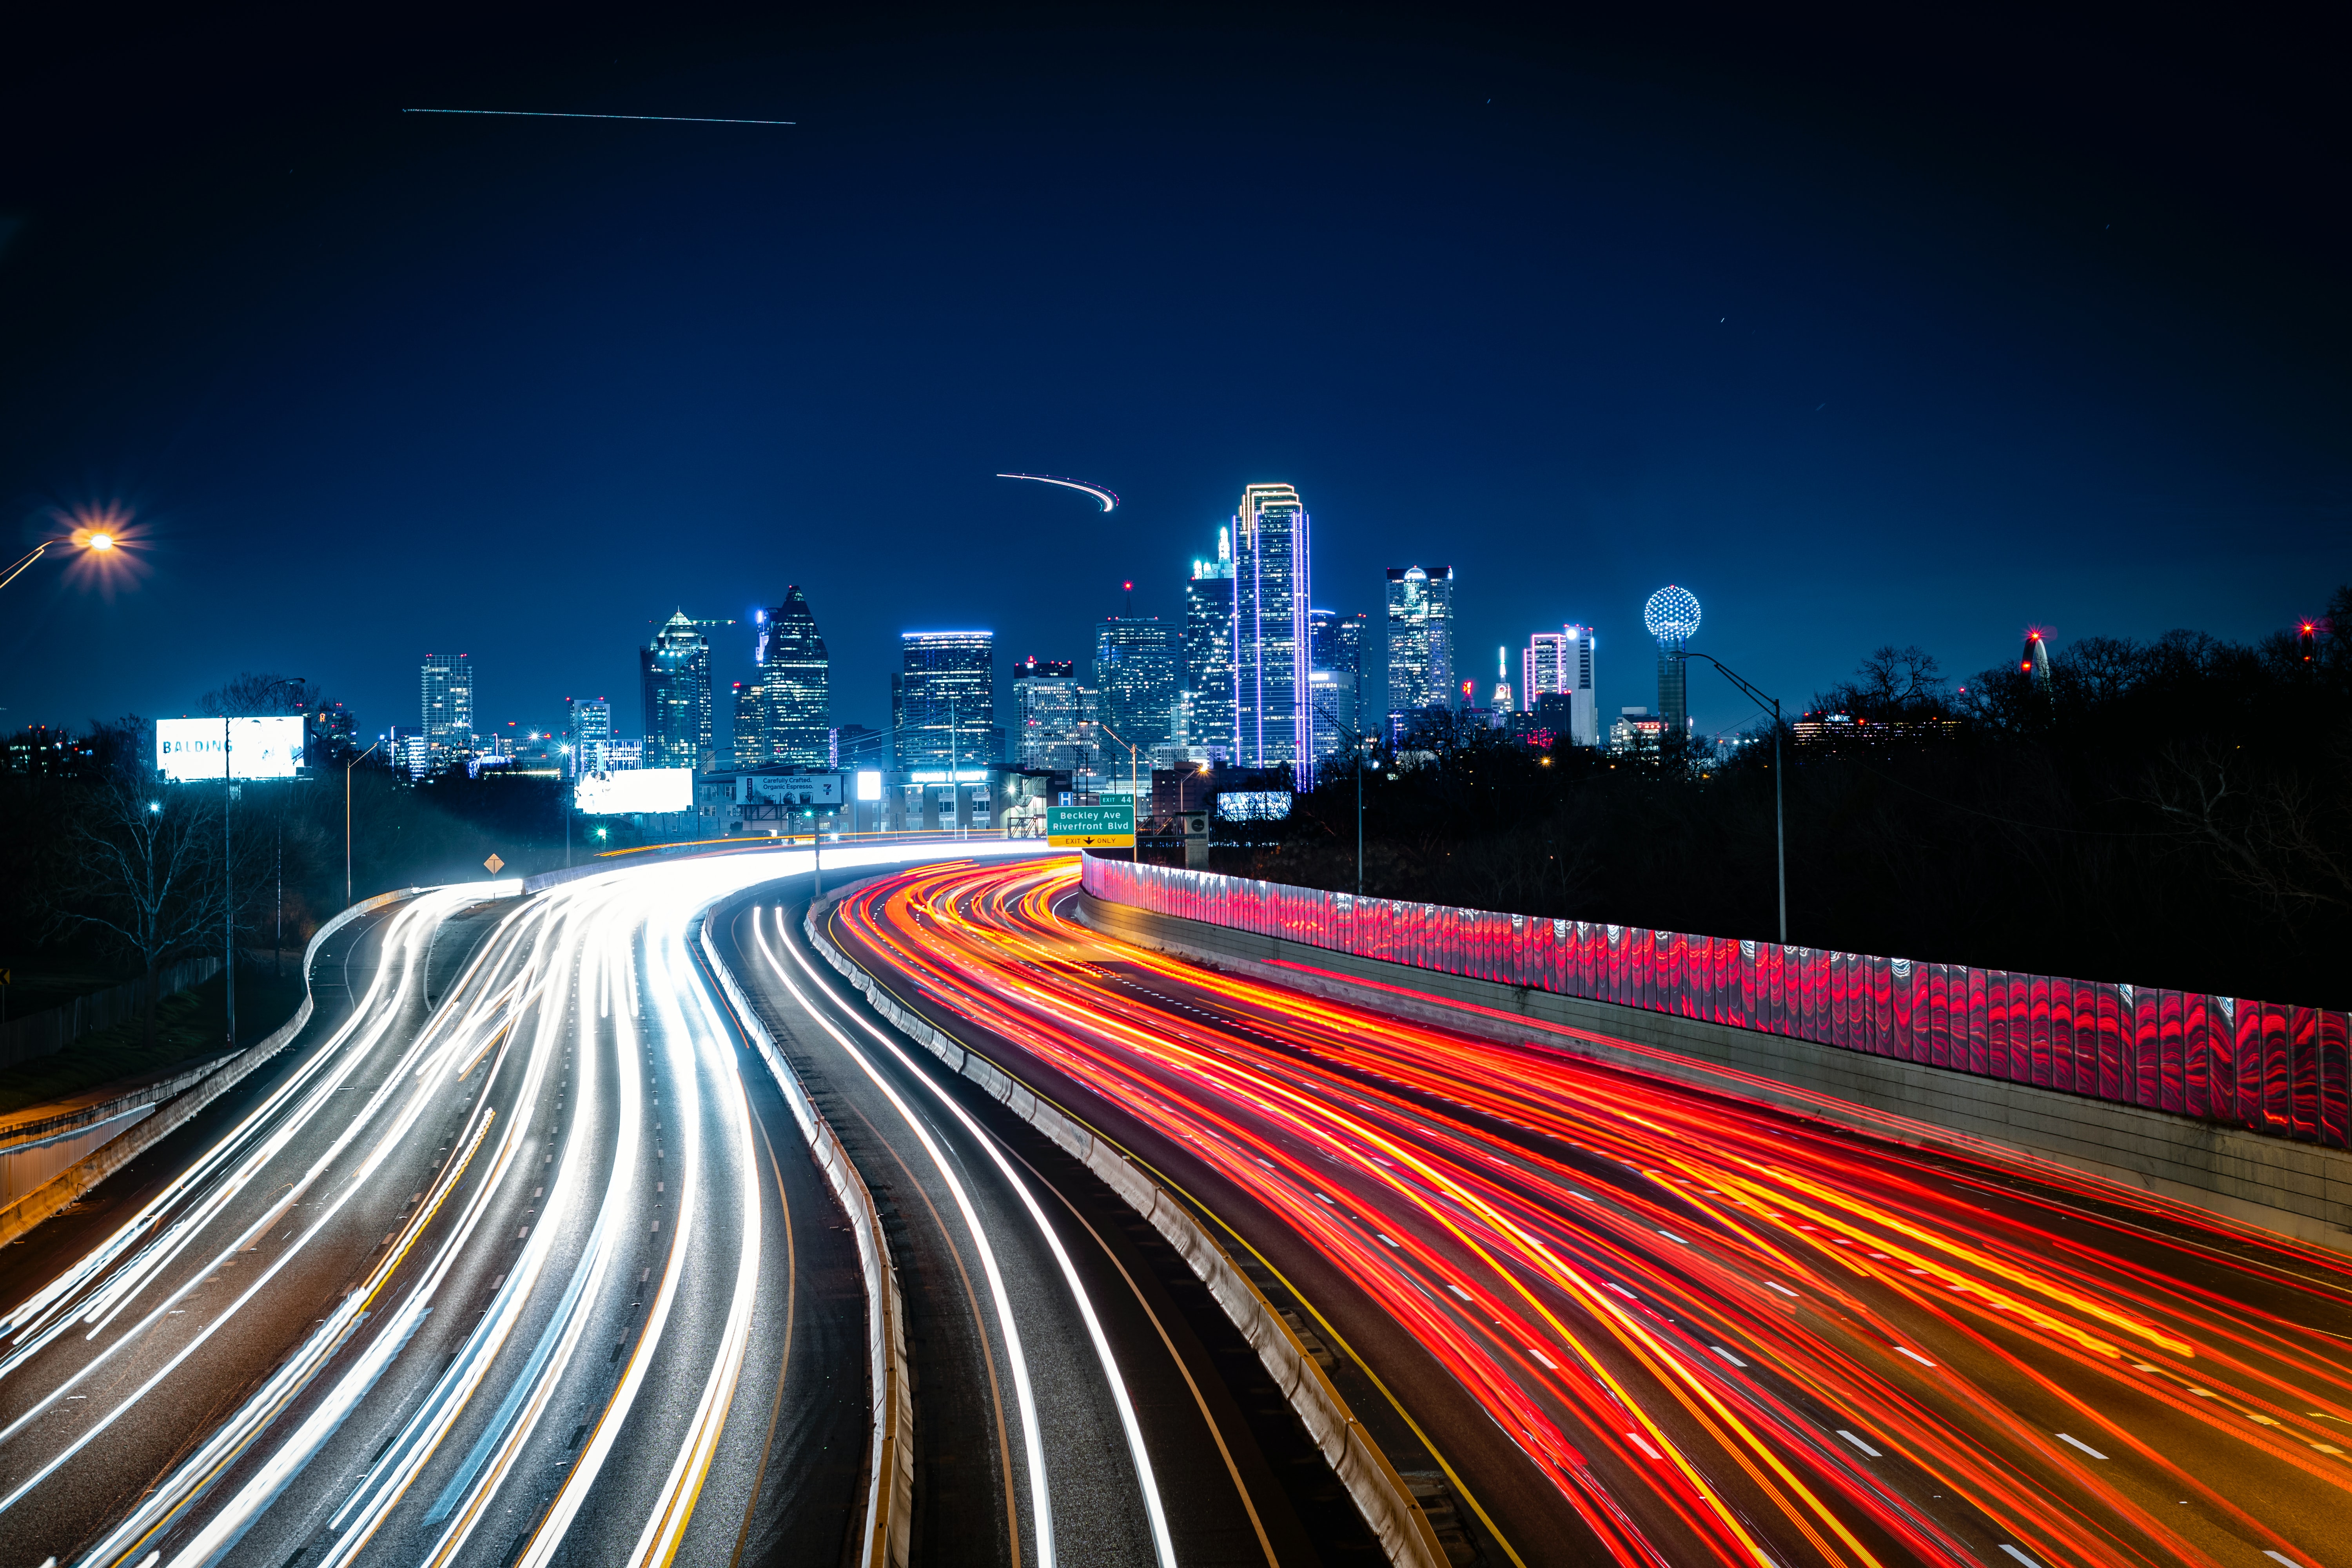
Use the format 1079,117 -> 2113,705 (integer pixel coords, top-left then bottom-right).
802,892 -> 1448,1568
1083,859 -> 2352,1150
698,918 -> 913,1568
0,887 -> 422,1248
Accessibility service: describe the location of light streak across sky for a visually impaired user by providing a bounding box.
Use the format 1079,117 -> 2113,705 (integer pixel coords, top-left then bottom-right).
834,859 -> 2352,1568
401,109 -> 797,125
995,472 -> 1121,511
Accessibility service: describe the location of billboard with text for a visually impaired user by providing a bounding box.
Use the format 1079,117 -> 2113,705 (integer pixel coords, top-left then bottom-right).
156,716 -> 307,782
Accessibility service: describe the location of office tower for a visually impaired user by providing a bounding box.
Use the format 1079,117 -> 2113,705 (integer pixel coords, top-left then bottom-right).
1490,646 -> 1514,719
1643,584 -> 1702,739
1307,608 -> 1368,760
730,679 -> 764,766
895,630 -> 994,768
309,702 -> 356,763
1523,625 -> 1598,746
754,585 -> 831,766
419,653 -> 474,773
1232,483 -> 1313,782
1094,617 -> 1178,750
1013,657 -> 1087,771
564,697 -> 612,777
1385,566 -> 1455,716
641,612 -> 715,771
1183,535 -> 1238,760
604,739 -> 643,769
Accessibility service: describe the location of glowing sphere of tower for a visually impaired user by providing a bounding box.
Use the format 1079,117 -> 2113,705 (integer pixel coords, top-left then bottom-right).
1643,584 -> 1702,646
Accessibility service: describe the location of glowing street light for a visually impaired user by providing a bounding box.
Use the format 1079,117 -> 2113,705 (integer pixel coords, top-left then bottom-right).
0,521 -> 126,592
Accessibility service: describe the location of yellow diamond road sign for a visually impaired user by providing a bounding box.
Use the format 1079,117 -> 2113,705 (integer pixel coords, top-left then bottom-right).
484,853 -> 505,875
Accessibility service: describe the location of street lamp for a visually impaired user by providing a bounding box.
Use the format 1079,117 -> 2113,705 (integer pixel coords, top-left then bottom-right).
1312,696 -> 1380,895
222,675 -> 305,1049
1094,719 -> 1145,845
1680,652 -> 1787,944
0,527 -> 119,592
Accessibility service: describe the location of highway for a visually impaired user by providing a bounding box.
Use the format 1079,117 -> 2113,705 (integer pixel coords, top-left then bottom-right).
0,856 -> 877,1568
711,886 -> 1324,1567
822,857 -> 2352,1568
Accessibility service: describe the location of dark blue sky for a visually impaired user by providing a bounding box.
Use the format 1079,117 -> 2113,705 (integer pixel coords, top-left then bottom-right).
3,7 -> 2344,746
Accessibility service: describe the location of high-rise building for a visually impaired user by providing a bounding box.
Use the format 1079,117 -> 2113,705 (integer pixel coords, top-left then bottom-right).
419,654 -> 474,774
831,723 -> 889,770
1233,484 -> 1313,782
1523,626 -> 1598,746
1094,617 -> 1178,751
729,679 -> 764,767
1012,657 -> 1095,773
1307,608 -> 1369,760
895,630 -> 995,768
565,697 -> 612,777
1642,585 -> 1702,740
641,612 -> 715,771
753,586 -> 831,766
1385,567 -> 1455,717
309,701 -> 356,764
1183,534 -> 1238,760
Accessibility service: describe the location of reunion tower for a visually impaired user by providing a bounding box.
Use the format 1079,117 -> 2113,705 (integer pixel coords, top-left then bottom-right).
1644,585 -> 1702,738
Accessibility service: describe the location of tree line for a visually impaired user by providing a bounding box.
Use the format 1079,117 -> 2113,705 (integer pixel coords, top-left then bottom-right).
1223,587 -> 2352,1008
2,676 -> 578,1043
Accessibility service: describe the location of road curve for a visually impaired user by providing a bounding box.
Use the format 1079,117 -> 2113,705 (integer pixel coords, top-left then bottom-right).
0,851 -> 886,1568
825,856 -> 2352,1568
714,881 -> 1316,1567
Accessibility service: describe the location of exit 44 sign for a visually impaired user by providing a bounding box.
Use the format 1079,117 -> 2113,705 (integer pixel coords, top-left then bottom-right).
1045,802 -> 1135,848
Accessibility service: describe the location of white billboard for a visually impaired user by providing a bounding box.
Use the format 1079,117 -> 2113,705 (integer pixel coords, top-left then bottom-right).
156,716 -> 307,782
575,767 -> 693,815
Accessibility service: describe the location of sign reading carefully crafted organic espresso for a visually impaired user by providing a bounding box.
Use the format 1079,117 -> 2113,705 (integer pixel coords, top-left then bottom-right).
1045,802 -> 1135,849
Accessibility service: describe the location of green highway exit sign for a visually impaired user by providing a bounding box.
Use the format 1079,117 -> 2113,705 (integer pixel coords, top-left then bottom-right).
1046,802 -> 1136,848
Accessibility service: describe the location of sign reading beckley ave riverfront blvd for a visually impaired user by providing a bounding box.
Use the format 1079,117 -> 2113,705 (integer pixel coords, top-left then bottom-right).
1046,802 -> 1136,849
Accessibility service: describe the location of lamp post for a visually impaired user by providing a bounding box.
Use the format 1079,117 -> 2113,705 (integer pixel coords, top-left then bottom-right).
221,675 -> 305,1049
0,528 -> 117,593
1094,720 -> 1144,853
1681,652 -> 1786,944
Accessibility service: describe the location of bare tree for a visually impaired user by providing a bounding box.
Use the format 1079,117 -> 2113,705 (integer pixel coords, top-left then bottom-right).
2145,737 -> 2352,916
44,722 -> 232,1048
200,672 -> 311,718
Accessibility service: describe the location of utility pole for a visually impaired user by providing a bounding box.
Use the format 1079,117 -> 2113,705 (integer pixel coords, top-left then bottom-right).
346,739 -> 380,907
1314,695 -> 1378,895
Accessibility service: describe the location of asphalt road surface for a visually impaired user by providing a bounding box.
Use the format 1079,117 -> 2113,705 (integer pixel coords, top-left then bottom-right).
0,856 -> 872,1568
824,857 -> 2352,1568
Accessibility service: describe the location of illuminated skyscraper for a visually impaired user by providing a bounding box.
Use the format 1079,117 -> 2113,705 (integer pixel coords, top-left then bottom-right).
1385,566 -> 1455,715
564,696 -> 611,777
1013,657 -> 1096,773
729,679 -> 764,767
420,653 -> 474,773
752,586 -> 832,766
1308,608 -> 1369,759
1183,532 -> 1238,760
1233,484 -> 1313,782
1523,625 -> 1597,746
895,630 -> 995,768
641,612 -> 714,771
1094,616 -> 1178,750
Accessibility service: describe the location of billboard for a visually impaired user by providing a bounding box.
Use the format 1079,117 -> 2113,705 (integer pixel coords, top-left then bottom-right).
575,767 -> 693,815
1046,801 -> 1135,849
156,716 -> 307,782
738,772 -> 844,806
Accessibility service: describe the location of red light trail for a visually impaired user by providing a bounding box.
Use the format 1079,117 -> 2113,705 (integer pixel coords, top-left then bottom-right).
826,860 -> 2352,1568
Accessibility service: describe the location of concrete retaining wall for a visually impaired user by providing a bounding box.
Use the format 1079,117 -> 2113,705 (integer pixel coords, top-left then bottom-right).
803,893 -> 1449,1568
699,918 -> 912,1568
1079,895 -> 2352,1256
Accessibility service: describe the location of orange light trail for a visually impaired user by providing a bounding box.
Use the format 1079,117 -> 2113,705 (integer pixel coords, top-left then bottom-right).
830,861 -> 2352,1568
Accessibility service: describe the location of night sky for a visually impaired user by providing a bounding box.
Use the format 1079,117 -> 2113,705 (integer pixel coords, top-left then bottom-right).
3,5 -> 2344,746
